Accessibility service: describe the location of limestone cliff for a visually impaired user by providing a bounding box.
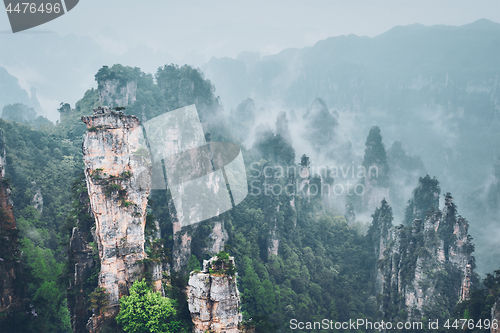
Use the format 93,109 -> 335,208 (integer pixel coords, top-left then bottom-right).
372,193 -> 475,320
0,128 -> 22,318
81,106 -> 154,326
368,199 -> 393,294
67,176 -> 98,333
188,255 -> 242,333
207,221 -> 229,255
98,79 -> 137,107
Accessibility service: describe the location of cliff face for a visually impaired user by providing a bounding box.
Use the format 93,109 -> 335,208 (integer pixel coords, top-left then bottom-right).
81,107 -> 153,320
188,255 -> 242,333
0,128 -> 22,317
99,79 -> 137,107
67,177 -> 98,333
373,193 -> 474,320
369,199 -> 393,294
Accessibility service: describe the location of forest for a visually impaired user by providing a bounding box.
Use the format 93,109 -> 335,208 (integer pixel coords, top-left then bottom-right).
0,21 -> 499,332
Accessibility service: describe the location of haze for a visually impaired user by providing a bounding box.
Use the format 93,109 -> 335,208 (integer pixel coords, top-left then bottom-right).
1,0 -> 499,60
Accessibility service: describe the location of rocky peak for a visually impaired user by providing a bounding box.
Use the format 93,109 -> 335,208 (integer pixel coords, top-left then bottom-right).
372,192 -> 475,320
81,107 -> 154,328
369,199 -> 394,293
188,253 -> 242,333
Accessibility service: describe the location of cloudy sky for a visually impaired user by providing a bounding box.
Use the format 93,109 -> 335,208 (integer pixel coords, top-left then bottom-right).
1,0 -> 499,60
0,0 -> 498,120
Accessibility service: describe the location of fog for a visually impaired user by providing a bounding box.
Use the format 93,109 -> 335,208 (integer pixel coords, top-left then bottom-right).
0,1 -> 499,276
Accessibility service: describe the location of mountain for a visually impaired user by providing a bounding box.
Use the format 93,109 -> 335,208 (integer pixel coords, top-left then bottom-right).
203,19 -> 500,275
0,67 -> 41,113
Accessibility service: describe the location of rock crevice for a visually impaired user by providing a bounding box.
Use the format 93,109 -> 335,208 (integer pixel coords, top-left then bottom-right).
81,107 -> 154,328
188,256 -> 242,333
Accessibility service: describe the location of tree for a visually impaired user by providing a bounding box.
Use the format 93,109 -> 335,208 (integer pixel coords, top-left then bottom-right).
187,254 -> 201,273
89,287 -> 109,317
2,103 -> 37,124
116,279 -> 181,333
403,175 -> 440,225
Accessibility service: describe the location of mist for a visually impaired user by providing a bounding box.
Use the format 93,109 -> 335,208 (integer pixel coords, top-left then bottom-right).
1,2 -> 499,277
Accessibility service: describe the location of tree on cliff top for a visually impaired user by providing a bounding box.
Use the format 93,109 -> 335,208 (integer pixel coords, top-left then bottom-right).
403,175 -> 440,226
94,65 -> 141,90
116,278 -> 185,333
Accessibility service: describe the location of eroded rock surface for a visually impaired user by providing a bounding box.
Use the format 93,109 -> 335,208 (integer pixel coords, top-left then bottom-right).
81,107 -> 152,317
99,79 -> 137,107
188,256 -> 242,333
373,194 -> 475,320
67,175 -> 98,333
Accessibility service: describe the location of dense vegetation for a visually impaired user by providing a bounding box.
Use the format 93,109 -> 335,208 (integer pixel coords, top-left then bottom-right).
116,279 -> 182,333
0,63 -> 498,333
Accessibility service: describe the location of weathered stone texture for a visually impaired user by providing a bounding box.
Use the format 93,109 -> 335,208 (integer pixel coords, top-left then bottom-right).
375,194 -> 474,320
188,257 -> 242,333
82,107 -> 151,316
68,225 -> 96,333
99,80 -> 137,107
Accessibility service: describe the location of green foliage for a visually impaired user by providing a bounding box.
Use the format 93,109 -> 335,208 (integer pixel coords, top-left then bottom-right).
455,268 -> 500,333
121,171 -> 132,179
122,200 -> 134,207
187,255 -> 201,273
89,287 -> 109,316
2,103 -> 37,124
208,251 -> 236,276
218,155 -> 377,330
95,65 -> 141,90
253,129 -> 295,165
104,183 -> 125,197
116,278 -> 184,333
403,175 -> 441,226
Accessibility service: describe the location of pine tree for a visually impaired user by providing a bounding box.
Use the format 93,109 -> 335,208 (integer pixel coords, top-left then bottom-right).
403,175 -> 440,225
